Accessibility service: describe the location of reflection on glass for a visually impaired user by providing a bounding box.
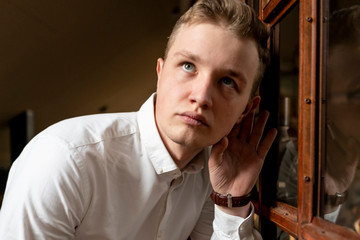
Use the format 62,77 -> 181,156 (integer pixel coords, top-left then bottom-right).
275,4 -> 299,207
324,2 -> 360,234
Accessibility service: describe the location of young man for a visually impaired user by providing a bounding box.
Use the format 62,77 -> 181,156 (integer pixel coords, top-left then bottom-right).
0,0 -> 276,239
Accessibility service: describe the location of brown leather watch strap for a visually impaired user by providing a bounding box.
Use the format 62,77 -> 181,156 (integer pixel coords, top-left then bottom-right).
210,191 -> 252,208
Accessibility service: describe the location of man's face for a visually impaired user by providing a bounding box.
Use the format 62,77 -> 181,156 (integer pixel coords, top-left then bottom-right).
155,23 -> 259,152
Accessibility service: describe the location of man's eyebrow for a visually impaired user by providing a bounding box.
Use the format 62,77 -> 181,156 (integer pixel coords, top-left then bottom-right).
225,69 -> 247,84
173,51 -> 202,62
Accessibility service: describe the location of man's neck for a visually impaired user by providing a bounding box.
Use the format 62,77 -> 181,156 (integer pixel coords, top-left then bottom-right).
164,141 -> 202,170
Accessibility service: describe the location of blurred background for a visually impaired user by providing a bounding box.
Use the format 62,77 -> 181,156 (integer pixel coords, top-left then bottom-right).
0,0 -> 196,167
0,0 -> 195,190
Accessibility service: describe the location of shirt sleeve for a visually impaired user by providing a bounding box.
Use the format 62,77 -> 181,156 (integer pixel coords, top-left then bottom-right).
190,196 -> 262,240
211,203 -> 262,240
0,135 -> 89,240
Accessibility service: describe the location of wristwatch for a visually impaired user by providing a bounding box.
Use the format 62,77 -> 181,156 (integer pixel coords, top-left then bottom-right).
210,191 -> 252,208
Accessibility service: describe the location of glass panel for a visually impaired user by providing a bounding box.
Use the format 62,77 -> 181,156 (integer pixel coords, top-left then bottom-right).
275,4 -> 299,207
323,1 -> 360,234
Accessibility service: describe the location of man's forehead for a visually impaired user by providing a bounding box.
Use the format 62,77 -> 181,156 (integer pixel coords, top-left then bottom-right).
169,23 -> 238,54
178,22 -> 229,37
170,22 -> 256,55
166,21 -> 259,84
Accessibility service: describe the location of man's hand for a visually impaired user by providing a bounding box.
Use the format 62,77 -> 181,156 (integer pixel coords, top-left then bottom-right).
208,110 -> 277,216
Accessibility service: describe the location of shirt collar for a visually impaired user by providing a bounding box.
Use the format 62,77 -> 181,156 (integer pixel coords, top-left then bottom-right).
137,93 -> 208,176
138,93 -> 178,175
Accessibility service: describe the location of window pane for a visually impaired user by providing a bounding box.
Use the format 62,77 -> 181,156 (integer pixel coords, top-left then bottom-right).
323,1 -> 360,234
276,4 -> 299,207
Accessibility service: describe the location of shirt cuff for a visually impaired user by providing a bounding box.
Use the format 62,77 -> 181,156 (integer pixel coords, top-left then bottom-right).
213,202 -> 256,239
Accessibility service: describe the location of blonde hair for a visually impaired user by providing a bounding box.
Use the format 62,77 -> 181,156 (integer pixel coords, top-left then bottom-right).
164,0 -> 270,96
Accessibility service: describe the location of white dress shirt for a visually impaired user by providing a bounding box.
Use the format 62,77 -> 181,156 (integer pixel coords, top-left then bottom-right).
0,93 -> 261,240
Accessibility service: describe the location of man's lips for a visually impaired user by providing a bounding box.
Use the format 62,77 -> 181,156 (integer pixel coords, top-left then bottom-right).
178,112 -> 209,127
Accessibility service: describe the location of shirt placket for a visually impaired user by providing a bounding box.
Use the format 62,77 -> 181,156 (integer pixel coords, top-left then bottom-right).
156,172 -> 183,240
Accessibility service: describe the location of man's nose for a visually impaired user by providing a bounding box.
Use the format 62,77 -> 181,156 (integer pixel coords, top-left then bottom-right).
189,75 -> 214,109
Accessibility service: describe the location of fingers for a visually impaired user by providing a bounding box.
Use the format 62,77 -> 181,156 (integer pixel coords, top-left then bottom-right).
246,110 -> 277,160
228,123 -> 242,139
228,110 -> 276,161
238,110 -> 255,140
228,109 -> 256,139
248,111 -> 269,148
257,128 -> 277,160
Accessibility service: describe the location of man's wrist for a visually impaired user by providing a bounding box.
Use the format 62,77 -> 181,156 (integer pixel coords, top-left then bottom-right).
210,191 -> 252,218
210,191 -> 252,208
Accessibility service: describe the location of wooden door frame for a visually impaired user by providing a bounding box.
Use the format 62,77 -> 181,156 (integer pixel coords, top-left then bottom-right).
256,0 -> 360,239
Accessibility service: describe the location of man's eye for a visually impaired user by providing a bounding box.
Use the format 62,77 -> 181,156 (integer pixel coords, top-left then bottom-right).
221,77 -> 236,88
182,63 -> 195,73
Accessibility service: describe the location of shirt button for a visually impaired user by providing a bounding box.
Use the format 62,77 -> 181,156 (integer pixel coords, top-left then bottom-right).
240,225 -> 244,231
159,169 -> 163,174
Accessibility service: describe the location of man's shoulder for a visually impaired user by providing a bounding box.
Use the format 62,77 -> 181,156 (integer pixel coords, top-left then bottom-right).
38,112 -> 139,148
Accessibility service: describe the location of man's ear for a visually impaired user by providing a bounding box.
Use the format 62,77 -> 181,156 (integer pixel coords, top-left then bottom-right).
156,58 -> 164,89
236,96 -> 261,123
156,58 -> 164,78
